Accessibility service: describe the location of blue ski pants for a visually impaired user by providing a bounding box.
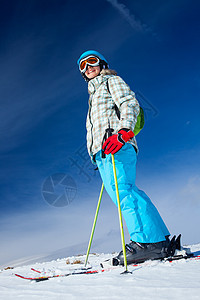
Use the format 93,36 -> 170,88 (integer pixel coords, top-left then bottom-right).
95,143 -> 170,243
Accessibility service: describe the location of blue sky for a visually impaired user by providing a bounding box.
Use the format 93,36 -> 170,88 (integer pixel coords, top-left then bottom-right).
0,0 -> 200,266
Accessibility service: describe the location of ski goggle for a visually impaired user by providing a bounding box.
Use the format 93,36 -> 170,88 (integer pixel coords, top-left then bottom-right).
79,56 -> 100,73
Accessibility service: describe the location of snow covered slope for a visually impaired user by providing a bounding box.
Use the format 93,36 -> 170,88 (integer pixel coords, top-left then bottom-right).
0,244 -> 200,300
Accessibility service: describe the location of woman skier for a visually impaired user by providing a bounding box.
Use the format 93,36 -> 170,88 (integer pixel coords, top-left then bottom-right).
77,50 -> 171,265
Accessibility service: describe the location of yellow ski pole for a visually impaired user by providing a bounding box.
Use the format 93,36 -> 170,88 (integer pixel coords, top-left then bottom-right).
111,154 -> 128,272
84,183 -> 104,267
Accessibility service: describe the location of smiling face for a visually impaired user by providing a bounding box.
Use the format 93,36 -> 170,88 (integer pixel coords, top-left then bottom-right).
85,65 -> 101,80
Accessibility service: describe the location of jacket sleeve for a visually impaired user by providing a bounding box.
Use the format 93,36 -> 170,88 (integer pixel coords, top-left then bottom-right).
108,76 -> 140,131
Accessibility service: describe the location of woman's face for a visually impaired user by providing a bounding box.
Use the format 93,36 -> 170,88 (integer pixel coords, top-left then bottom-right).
85,65 -> 101,80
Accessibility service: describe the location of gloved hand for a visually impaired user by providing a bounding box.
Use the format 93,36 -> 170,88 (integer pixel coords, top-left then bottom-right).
102,128 -> 134,155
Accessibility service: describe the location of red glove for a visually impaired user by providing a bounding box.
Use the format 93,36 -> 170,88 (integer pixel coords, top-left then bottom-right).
102,129 -> 134,155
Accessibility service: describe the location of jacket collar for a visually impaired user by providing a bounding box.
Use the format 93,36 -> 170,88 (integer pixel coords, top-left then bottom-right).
88,69 -> 117,95
88,74 -> 112,95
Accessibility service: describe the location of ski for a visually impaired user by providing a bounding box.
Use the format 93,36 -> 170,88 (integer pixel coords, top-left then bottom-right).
100,252 -> 200,268
15,268 -> 104,282
31,268 -> 43,273
101,236 -> 197,268
15,254 -> 200,282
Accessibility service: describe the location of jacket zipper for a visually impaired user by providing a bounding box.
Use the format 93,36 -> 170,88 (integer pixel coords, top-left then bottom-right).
88,95 -> 94,155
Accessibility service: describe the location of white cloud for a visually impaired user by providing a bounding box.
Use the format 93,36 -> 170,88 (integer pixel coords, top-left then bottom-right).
137,166 -> 200,246
0,192 -> 127,268
107,0 -> 143,31
180,175 -> 200,206
106,0 -> 156,37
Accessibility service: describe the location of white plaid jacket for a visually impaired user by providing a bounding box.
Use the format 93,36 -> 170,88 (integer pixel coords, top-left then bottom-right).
86,73 -> 140,162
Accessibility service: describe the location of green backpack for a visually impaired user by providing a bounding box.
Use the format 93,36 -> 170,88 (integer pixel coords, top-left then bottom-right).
133,106 -> 145,136
106,80 -> 145,136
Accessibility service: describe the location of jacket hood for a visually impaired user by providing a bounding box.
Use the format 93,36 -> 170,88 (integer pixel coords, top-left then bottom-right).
100,69 -> 117,76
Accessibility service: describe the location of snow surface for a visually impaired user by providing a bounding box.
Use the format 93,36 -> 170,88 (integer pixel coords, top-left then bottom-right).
0,244 -> 200,300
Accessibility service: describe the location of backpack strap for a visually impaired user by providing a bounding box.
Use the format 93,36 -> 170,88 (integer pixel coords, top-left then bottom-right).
106,79 -> 145,135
